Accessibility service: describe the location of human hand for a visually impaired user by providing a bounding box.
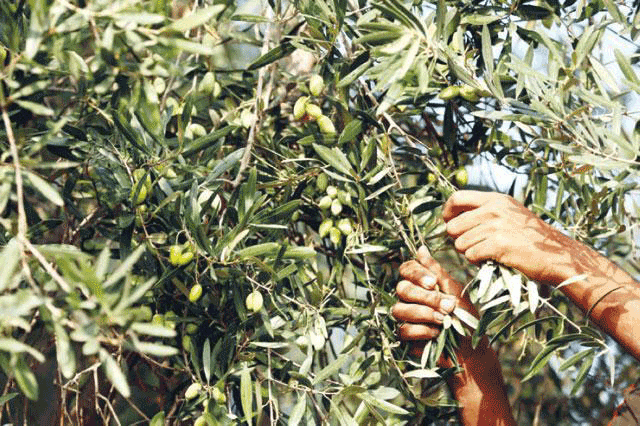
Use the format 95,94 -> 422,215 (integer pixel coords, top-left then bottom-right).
392,246 -> 476,359
443,190 -> 588,287
393,247 -> 518,425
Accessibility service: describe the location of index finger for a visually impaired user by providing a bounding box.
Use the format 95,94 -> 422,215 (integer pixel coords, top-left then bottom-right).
442,190 -> 501,222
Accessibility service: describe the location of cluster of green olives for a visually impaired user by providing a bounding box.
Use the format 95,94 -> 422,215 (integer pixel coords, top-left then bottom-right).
130,168 -> 152,205
315,173 -> 355,246
185,381 -> 227,426
293,74 -> 336,136
438,84 -> 483,102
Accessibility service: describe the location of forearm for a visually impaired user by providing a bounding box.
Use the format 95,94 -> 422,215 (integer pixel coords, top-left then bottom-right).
551,243 -> 640,360
448,337 -> 516,426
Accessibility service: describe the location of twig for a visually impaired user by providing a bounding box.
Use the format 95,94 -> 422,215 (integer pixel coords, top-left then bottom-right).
232,9 -> 276,188
20,237 -> 73,292
1,94 -> 27,239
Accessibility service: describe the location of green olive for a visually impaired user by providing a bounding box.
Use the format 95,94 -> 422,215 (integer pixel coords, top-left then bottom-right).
329,227 -> 342,245
454,168 -> 469,187
245,290 -> 264,313
315,173 -> 329,192
130,184 -> 148,205
317,115 -> 336,135
189,283 -> 203,303
459,85 -> 479,102
325,186 -> 338,198
194,416 -> 207,426
330,199 -> 343,216
199,71 -> 216,93
182,335 -> 192,352
169,243 -> 195,266
319,218 -> 333,238
212,387 -> 226,404
309,74 -> 324,96
337,218 -> 353,235
152,313 -> 165,326
188,123 -> 207,138
305,103 -> 322,120
293,96 -> 309,120
318,195 -> 332,210
185,382 -> 202,400
439,86 -> 460,100
153,77 -> 166,95
337,190 -> 352,207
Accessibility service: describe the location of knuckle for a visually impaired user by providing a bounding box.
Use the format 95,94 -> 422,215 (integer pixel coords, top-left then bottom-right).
426,291 -> 441,308
398,260 -> 418,277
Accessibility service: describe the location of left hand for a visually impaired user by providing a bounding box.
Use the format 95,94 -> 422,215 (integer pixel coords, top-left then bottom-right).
392,246 -> 476,358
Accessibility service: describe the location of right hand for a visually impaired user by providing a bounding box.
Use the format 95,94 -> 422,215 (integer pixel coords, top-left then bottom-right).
443,190 -> 591,286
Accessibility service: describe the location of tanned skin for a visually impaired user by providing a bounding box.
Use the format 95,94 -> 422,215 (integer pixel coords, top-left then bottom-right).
392,190 -> 640,425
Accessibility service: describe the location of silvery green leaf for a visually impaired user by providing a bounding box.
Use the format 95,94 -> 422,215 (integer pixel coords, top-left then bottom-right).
453,307 -> 478,330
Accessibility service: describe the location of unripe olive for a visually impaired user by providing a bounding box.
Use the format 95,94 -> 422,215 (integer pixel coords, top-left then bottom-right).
185,382 -> 202,400
152,313 -> 164,326
189,283 -> 203,303
427,173 -> 437,184
199,71 -> 216,93
316,173 -> 329,192
319,218 -> 333,238
305,103 -> 322,119
439,86 -> 460,100
133,169 -> 152,190
188,123 -> 207,138
318,195 -> 332,210
153,77 -> 166,95
519,115 -> 536,125
337,190 -> 351,207
337,218 -> 353,235
293,96 -> 309,120
309,74 -> 324,96
194,415 -> 207,426
165,97 -> 180,116
169,244 -> 195,266
330,199 -> 343,216
212,81 -> 222,98
317,115 -> 336,135
240,109 -> 256,129
454,168 -> 469,187
163,166 -> 178,179
182,335 -> 192,352
245,290 -> 263,313
460,85 -> 479,102
164,310 -> 178,326
212,387 -> 226,404
325,186 -> 338,198
329,227 -> 342,245
130,184 -> 148,205
186,323 -> 199,334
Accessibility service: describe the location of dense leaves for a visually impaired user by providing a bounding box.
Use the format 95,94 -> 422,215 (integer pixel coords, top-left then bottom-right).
1,0 -> 640,424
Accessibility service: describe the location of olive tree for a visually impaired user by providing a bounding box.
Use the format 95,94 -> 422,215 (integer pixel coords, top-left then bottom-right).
1,0 -> 639,424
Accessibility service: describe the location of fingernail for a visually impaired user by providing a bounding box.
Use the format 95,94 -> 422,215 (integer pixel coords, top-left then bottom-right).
418,245 -> 431,257
433,312 -> 444,322
440,297 -> 456,312
419,275 -> 435,288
